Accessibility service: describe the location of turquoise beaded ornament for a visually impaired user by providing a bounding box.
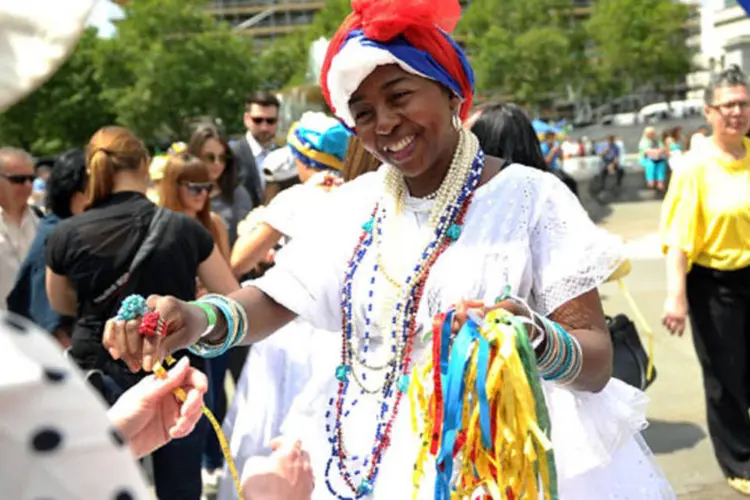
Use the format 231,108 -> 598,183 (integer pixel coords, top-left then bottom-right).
117,294 -> 148,321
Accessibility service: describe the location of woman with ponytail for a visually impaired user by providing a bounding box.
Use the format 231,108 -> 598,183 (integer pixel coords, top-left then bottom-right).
45,126 -> 239,500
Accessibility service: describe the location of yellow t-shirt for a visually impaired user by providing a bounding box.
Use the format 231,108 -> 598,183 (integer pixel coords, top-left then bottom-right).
660,137 -> 750,271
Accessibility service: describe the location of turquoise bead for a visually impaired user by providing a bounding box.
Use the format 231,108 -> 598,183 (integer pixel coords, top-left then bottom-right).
362,218 -> 374,233
117,294 -> 148,321
397,374 -> 410,393
357,479 -> 373,495
446,224 -> 462,241
335,364 -> 350,382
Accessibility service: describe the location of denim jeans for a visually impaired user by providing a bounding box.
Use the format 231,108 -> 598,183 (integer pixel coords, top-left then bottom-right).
204,353 -> 230,470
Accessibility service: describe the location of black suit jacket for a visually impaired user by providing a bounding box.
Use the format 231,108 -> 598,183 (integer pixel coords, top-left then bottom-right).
231,137 -> 264,208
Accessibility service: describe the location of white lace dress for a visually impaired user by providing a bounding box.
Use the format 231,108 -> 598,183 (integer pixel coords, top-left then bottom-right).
217,177 -> 341,500
250,165 -> 675,499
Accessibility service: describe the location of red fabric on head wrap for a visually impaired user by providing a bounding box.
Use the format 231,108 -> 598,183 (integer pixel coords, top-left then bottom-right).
319,0 -> 473,122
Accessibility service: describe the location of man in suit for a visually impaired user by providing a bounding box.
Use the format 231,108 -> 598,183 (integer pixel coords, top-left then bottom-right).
231,91 -> 281,207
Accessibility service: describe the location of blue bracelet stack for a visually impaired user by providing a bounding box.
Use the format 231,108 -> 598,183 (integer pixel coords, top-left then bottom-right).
188,294 -> 248,359
535,317 -> 583,384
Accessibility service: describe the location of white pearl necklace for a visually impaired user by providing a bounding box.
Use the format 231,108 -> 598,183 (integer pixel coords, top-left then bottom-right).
378,128 -> 478,284
346,129 -> 479,394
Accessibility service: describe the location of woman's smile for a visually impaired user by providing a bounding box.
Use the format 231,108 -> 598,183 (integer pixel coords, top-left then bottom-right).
381,134 -> 417,165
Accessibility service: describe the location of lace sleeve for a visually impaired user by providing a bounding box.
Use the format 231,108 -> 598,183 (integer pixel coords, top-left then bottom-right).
529,174 -> 624,316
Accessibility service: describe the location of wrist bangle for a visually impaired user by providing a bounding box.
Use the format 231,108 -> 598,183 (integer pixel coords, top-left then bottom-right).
191,300 -> 217,329
191,301 -> 221,342
188,294 -> 247,358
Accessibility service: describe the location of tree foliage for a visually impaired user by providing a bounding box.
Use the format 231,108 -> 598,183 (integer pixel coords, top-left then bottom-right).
0,0 -> 697,155
459,0 -> 576,108
309,0 -> 353,39
0,28 -> 115,154
98,0 -> 257,140
587,0 -> 693,95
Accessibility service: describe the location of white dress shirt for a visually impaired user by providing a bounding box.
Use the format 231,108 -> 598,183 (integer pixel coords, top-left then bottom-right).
0,206 -> 39,310
246,133 -> 271,191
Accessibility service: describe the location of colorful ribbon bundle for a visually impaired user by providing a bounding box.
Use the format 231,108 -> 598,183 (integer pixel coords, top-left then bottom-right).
410,309 -> 558,500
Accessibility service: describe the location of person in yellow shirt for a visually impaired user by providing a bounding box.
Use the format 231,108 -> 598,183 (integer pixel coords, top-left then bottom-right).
661,64 -> 750,495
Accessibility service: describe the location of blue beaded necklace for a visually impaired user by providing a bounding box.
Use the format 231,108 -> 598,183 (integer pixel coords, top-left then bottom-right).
324,144 -> 485,499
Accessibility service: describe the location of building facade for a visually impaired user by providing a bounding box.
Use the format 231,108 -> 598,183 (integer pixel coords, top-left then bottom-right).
209,0 -> 477,43
688,0 -> 750,99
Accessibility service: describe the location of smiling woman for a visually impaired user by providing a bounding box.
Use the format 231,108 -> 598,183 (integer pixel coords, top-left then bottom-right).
102,0 -> 674,498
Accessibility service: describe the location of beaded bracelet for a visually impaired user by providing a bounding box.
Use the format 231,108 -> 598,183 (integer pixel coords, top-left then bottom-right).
535,317 -> 583,384
188,294 -> 247,358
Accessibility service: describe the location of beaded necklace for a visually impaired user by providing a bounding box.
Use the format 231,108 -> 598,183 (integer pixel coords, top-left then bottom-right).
325,128 -> 485,498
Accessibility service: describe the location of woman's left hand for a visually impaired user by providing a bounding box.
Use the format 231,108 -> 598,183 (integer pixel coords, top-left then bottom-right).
107,357 -> 207,458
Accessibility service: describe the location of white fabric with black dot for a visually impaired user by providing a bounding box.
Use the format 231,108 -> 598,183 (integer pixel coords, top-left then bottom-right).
0,312 -> 150,499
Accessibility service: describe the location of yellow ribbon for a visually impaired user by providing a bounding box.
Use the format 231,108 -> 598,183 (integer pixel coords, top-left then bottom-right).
410,310 -> 556,499
154,356 -> 242,500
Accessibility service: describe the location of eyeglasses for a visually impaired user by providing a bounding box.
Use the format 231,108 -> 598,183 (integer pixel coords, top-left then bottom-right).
710,100 -> 750,113
0,173 -> 35,185
202,153 -> 227,164
250,116 -> 278,126
182,182 -> 213,195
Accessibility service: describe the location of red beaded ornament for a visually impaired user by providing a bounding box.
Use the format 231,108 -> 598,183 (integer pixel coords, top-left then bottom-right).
138,311 -> 162,337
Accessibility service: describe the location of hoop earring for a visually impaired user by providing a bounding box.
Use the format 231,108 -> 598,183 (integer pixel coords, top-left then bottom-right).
452,114 -> 462,130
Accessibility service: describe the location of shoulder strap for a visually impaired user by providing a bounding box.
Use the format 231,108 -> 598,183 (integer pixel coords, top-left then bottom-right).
126,206 -> 172,276
89,207 -> 176,373
91,207 -> 175,307
30,205 -> 44,219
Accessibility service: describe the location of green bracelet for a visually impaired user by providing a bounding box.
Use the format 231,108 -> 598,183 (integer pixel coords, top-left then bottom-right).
191,300 -> 217,328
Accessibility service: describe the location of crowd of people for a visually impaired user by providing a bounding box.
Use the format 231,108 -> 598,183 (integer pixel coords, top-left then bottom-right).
1,0 -> 750,499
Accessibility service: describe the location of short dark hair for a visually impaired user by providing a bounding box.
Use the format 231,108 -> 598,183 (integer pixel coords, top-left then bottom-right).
246,91 -> 280,109
46,148 -> 87,218
704,64 -> 749,105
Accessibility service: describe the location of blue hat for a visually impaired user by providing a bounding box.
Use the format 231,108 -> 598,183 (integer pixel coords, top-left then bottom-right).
287,112 -> 351,171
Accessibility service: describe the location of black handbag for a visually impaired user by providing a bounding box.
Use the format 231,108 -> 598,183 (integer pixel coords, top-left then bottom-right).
608,313 -> 657,391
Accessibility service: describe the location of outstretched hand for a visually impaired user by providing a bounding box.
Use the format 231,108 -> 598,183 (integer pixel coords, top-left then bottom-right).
103,295 -> 208,373
107,357 -> 207,459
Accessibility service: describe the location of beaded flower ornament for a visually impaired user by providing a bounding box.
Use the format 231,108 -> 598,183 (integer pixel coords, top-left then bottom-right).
113,294 -> 243,499
410,308 -> 558,500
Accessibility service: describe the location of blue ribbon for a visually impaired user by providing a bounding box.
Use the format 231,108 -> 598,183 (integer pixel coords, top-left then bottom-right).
434,315 -> 496,499
475,334 -> 492,449
343,29 -> 475,101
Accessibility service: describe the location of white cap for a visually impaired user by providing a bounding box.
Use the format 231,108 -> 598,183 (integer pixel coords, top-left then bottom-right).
263,147 -> 298,183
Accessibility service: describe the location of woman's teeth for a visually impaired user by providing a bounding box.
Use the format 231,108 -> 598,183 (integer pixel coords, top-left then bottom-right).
387,136 -> 415,153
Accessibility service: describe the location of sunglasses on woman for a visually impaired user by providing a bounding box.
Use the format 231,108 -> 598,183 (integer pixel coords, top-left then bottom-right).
202,153 -> 227,164
182,182 -> 213,195
1,173 -> 35,184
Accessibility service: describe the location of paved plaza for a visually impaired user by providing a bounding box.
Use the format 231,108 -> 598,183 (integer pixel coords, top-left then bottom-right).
599,198 -> 743,499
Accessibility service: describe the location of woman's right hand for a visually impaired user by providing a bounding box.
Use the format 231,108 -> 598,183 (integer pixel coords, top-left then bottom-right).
103,295 -> 209,373
662,292 -> 688,336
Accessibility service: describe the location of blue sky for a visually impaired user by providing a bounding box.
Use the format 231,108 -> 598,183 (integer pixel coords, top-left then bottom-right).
86,0 -> 125,38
